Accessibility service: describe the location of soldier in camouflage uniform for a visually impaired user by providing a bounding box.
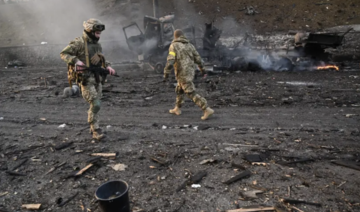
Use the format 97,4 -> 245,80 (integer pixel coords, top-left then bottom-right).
60,19 -> 116,140
164,29 -> 214,120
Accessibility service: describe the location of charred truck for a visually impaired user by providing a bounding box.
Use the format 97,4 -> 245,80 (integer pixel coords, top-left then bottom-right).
123,0 -> 352,73
123,14 -> 175,74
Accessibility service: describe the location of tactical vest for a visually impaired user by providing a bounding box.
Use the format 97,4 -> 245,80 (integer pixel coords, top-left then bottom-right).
68,36 -> 106,87
78,38 -> 103,68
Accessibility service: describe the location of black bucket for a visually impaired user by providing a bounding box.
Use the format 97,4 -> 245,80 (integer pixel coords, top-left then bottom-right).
95,180 -> 130,212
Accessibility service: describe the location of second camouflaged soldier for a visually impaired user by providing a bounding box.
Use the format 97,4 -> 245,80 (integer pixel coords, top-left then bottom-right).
60,19 -> 117,140
164,29 -> 214,120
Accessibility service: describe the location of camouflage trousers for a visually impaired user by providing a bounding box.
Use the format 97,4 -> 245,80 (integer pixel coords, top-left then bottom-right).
81,76 -> 103,132
175,81 -> 208,110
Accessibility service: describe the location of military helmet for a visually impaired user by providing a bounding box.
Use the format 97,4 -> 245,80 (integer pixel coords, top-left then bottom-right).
83,18 -> 105,32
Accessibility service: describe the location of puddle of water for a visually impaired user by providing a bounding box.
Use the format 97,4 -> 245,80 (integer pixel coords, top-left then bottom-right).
277,81 -> 319,86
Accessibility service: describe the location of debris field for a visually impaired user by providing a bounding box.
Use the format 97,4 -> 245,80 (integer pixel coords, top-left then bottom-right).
0,65 -> 360,212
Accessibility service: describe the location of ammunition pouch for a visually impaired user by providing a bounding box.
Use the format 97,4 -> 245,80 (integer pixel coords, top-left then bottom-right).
67,65 -> 82,87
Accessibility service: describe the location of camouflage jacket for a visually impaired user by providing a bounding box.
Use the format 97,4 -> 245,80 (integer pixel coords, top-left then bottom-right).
60,31 -> 110,67
165,36 -> 203,82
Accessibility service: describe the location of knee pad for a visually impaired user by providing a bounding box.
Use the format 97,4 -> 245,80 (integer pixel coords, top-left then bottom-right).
92,99 -> 101,113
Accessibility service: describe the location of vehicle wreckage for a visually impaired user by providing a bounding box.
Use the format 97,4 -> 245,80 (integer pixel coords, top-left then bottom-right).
123,6 -> 352,73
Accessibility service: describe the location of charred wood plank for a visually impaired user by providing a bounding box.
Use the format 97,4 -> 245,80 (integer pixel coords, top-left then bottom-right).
58,192 -> 79,207
86,156 -> 102,164
282,198 -> 322,207
12,159 -> 27,171
54,142 -> 73,151
223,170 -> 251,185
332,160 -> 360,171
6,171 -> 26,176
189,171 -> 207,184
45,162 -> 66,175
5,145 -> 44,156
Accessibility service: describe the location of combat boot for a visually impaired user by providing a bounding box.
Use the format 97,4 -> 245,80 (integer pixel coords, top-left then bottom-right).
169,107 -> 181,115
92,129 -> 106,140
201,107 -> 214,120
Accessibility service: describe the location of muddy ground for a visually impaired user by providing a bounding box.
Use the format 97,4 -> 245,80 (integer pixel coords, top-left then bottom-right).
0,64 -> 360,212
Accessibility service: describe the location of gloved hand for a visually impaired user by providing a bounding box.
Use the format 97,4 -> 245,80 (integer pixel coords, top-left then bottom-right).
107,66 -> 116,75
163,73 -> 169,82
75,60 -> 86,71
199,67 -> 207,78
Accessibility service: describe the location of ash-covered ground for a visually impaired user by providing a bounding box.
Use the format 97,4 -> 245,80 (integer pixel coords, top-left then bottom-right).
0,64 -> 360,212
0,1 -> 360,212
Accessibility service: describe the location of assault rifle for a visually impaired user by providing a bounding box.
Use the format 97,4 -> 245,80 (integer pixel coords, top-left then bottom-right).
75,65 -> 119,84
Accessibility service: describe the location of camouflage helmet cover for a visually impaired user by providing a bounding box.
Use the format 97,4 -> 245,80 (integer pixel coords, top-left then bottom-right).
83,18 -> 105,32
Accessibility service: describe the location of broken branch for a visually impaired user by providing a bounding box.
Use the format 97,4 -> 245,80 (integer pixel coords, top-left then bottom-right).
75,164 -> 94,176
90,153 -> 117,157
45,162 -> 66,175
0,192 -> 9,197
290,206 -> 305,212
150,156 -> 169,166
223,170 -> 251,185
21,204 -> 41,210
226,206 -> 276,212
58,192 -> 79,207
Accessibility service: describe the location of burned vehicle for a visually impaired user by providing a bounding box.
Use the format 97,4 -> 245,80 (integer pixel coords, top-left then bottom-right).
294,28 -> 353,61
123,15 -> 175,73
198,23 -> 294,72
124,12 -> 351,74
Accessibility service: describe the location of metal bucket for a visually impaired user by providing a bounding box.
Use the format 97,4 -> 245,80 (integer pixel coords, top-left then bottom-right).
95,180 -> 130,212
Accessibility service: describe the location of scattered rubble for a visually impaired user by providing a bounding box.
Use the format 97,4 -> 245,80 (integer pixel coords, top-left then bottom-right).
241,190 -> 264,199
245,6 -> 259,15
7,60 -> 25,67
0,1 -> 359,211
21,204 -> 41,210
223,170 -> 252,185
109,163 -> 128,171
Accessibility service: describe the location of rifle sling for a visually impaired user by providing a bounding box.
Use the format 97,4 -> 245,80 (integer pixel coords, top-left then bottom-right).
84,37 -> 90,68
